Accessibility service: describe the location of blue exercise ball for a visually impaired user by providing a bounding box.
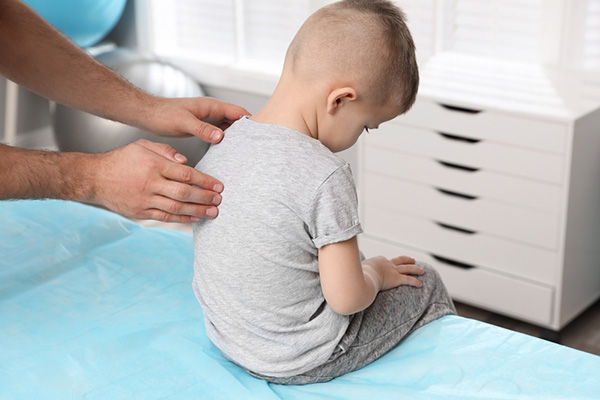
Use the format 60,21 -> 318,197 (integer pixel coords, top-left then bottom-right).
52,48 -> 210,166
24,0 -> 127,47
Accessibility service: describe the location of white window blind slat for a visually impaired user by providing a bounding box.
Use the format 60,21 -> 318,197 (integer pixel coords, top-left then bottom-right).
445,0 -> 543,62
242,0 -> 310,70
393,0 -> 436,63
150,0 -> 236,64
583,0 -> 600,69
147,0 -> 600,77
148,0 -> 311,72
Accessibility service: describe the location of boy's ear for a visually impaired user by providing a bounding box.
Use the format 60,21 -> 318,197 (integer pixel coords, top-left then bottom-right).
326,87 -> 358,114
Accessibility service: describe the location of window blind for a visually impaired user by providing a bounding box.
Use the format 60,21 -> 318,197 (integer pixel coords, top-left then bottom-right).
583,0 -> 600,69
149,0 -> 236,64
148,0 -> 310,72
443,0 -> 543,62
146,0 -> 597,75
242,0 -> 310,69
394,0 -> 437,63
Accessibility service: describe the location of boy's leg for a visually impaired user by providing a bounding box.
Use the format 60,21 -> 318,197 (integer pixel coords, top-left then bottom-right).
263,262 -> 456,385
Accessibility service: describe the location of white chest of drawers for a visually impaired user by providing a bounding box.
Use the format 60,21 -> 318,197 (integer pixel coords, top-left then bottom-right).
357,54 -> 600,332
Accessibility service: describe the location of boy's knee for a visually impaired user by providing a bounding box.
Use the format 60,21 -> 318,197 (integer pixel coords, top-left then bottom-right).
416,261 -> 445,288
416,261 -> 456,310
416,261 -> 439,278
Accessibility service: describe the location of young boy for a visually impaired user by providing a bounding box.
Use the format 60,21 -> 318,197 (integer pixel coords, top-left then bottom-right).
193,0 -> 455,384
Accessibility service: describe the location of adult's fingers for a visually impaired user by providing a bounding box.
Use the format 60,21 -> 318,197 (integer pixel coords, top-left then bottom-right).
142,97 -> 249,142
160,179 -> 222,208
161,160 -> 224,193
137,139 -> 223,192
94,140 -> 223,222
142,195 -> 220,223
135,138 -> 188,164
191,118 -> 225,144
183,98 -> 250,143
198,97 -> 250,125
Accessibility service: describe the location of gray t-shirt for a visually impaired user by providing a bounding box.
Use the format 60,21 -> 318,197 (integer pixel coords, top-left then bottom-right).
192,117 -> 363,377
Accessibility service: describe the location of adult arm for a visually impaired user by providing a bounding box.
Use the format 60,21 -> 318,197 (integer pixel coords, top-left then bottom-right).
318,237 -> 424,315
0,140 -> 224,222
0,0 -> 248,140
0,0 -> 249,221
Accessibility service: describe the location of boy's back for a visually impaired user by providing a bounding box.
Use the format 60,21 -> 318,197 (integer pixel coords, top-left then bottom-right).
193,117 -> 362,377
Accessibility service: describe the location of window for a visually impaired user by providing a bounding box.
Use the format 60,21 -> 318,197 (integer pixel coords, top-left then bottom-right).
242,0 -> 311,69
144,0 -> 599,95
578,1 -> 600,110
148,0 -> 311,73
394,0 -> 437,63
394,0 -> 547,64
582,0 -> 600,69
443,0 -> 544,62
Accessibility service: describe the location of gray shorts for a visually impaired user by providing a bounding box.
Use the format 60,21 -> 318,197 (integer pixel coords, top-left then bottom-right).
252,262 -> 456,385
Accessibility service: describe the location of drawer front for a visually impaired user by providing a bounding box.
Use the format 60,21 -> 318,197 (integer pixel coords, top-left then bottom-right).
364,174 -> 560,249
366,124 -> 565,184
362,210 -> 558,286
395,97 -> 568,153
364,147 -> 562,214
359,236 -> 554,326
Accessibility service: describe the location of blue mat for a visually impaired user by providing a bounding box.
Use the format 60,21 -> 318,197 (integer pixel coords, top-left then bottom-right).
1,200 -> 599,399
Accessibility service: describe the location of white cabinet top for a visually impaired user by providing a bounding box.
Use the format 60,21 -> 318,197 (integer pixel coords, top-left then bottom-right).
417,52 -> 600,122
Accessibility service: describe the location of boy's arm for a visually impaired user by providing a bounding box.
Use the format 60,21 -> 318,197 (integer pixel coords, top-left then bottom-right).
319,237 -> 424,315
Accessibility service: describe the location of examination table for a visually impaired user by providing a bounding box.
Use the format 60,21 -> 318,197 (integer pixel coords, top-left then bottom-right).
1,200 -> 599,399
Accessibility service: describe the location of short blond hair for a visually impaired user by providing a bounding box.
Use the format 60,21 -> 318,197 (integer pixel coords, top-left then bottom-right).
285,0 -> 418,114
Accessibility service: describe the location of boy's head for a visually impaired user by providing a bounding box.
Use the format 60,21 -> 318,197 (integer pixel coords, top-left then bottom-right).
286,0 -> 418,111
280,0 -> 419,152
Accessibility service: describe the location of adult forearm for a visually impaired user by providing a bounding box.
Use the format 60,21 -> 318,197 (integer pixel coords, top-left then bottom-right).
0,140 -> 226,222
0,144 -> 95,202
0,0 -> 153,127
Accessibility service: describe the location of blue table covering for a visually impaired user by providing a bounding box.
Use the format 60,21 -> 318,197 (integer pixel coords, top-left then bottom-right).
1,200 -> 599,399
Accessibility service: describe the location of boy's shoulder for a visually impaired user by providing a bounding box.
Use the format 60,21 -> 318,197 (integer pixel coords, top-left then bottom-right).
216,117 -> 348,172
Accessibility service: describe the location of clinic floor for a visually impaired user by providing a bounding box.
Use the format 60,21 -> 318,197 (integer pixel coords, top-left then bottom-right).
137,219 -> 600,358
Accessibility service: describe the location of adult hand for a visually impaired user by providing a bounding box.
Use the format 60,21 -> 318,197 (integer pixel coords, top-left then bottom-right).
93,139 -> 223,223
0,0 -> 250,223
139,96 -> 250,143
104,96 -> 249,222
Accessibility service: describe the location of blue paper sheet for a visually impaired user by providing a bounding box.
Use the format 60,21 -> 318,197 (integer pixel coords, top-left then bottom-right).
1,200 -> 599,399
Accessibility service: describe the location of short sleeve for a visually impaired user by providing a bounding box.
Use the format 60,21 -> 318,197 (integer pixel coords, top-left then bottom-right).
307,164 -> 363,249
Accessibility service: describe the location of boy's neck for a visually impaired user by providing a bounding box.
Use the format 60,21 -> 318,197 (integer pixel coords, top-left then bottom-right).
250,80 -> 319,141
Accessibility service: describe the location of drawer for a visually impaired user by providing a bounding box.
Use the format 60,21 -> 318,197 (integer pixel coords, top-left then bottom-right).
362,210 -> 558,286
364,147 -> 562,214
395,97 -> 568,153
363,174 -> 561,249
359,236 -> 554,326
366,124 -> 565,184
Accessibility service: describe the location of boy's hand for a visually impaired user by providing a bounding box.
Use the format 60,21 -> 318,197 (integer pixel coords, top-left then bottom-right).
319,238 -> 424,315
362,255 -> 424,291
